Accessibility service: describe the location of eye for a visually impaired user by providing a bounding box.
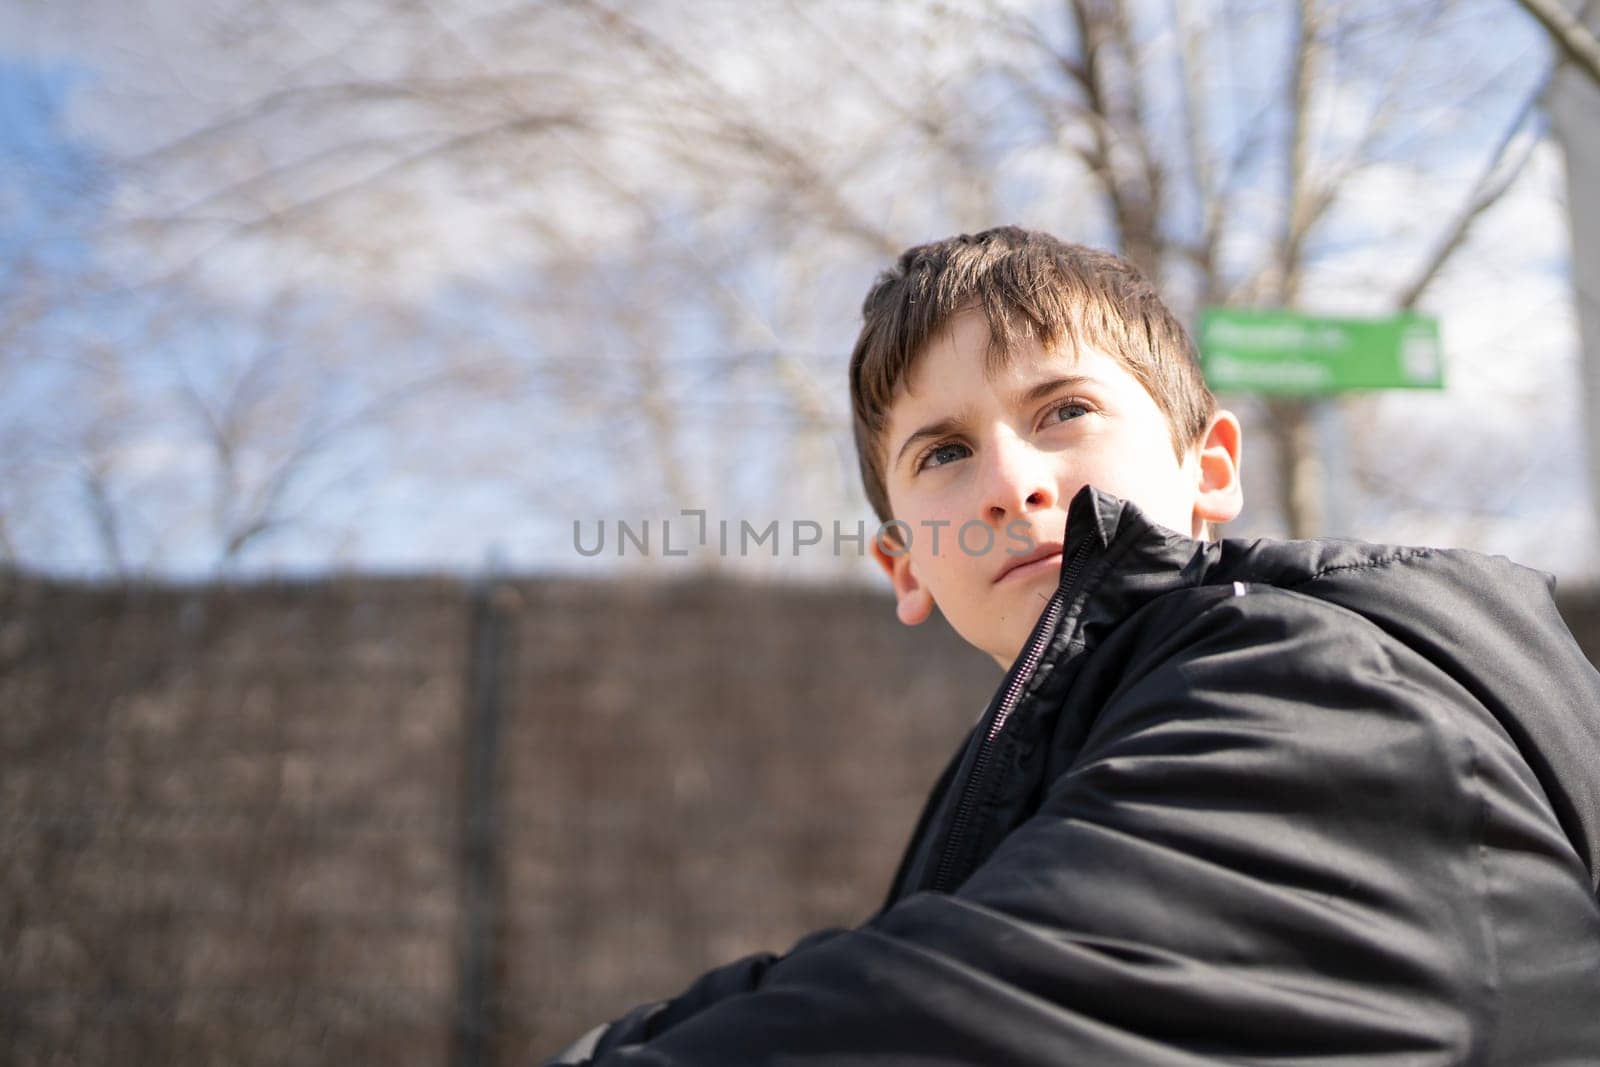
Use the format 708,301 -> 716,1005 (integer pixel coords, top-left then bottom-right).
916,440 -> 970,472
1045,398 -> 1093,426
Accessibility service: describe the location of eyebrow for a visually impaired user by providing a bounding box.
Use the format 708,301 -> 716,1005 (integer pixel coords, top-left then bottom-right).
1012,373 -> 1096,409
892,374 -> 1098,472
893,415 -> 966,472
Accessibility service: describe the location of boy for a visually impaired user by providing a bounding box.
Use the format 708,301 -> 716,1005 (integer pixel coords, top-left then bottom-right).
547,227 -> 1600,1064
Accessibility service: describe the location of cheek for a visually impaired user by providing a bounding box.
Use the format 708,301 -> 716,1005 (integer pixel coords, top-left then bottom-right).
1091,442 -> 1185,514
1135,449 -> 1194,527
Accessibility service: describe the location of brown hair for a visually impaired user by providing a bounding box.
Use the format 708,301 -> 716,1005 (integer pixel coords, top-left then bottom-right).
848,226 -> 1216,525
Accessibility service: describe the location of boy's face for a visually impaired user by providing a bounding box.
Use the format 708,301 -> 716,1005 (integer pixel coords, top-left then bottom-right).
871,309 -> 1242,668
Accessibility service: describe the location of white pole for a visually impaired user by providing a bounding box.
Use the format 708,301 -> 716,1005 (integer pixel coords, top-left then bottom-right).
1547,12 -> 1600,552
1314,399 -> 1348,538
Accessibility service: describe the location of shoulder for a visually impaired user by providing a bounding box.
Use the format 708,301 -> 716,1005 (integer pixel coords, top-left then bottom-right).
1106,578 -> 1422,691
1077,582 -> 1476,793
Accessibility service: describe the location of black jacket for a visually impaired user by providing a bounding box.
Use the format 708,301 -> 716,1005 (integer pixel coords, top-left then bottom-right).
550,486 -> 1600,1065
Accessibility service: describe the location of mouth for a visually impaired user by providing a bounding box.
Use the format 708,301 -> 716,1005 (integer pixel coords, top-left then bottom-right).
994,542 -> 1064,584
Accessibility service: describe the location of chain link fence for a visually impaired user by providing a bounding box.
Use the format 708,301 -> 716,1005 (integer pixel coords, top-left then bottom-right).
1,570 -> 1002,1064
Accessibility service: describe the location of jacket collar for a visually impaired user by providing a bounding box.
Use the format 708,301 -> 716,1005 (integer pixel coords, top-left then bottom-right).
1049,485 -> 1216,654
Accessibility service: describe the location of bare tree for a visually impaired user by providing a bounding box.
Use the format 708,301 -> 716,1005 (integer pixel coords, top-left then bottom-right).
0,0 -> 1572,570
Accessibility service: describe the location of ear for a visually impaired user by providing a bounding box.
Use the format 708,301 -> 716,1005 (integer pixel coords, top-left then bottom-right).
1190,408 -> 1244,536
870,528 -> 935,626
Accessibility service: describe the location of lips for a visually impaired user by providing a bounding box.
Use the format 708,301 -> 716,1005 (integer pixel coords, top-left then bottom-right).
994,541 -> 1064,584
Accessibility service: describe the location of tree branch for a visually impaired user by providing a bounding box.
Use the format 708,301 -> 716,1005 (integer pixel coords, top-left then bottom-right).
1514,0 -> 1600,85
1397,79 -> 1547,310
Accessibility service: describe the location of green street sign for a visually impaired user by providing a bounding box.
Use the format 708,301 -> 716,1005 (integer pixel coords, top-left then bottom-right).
1197,309 -> 1444,394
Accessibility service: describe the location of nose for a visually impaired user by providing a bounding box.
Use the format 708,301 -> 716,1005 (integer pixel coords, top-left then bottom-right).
979,433 -> 1058,526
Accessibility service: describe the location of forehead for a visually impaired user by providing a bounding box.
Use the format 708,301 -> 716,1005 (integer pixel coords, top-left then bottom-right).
895,310 -> 1136,410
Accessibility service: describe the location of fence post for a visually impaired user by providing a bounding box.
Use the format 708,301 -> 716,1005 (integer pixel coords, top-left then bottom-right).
455,556 -> 512,1067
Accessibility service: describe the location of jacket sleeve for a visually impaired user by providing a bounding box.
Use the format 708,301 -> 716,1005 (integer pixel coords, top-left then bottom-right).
540,927 -> 850,1063
577,590 -> 1492,1065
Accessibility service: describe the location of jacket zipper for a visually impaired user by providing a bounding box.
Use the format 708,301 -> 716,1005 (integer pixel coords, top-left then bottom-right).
929,538 -> 1094,894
